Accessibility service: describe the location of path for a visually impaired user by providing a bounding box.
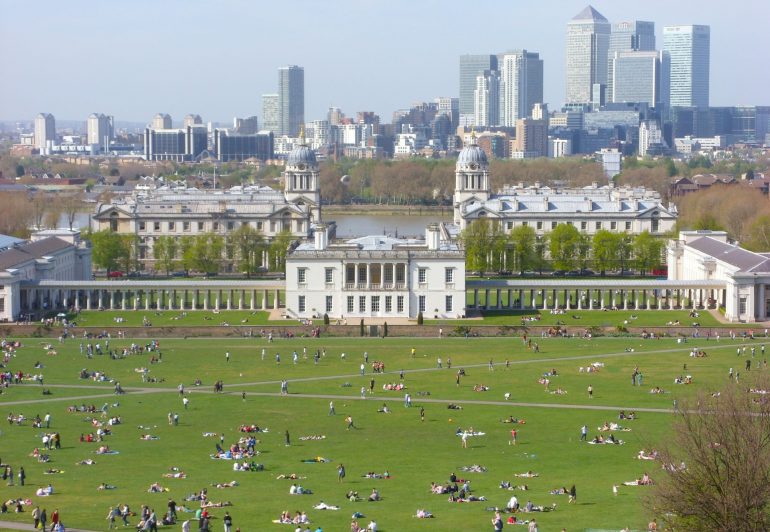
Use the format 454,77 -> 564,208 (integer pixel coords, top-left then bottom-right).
0,521 -> 99,532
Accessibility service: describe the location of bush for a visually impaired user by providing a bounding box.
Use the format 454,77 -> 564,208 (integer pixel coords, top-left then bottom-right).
383,322 -> 388,337
360,319 -> 365,337
417,312 -> 423,325
323,313 -> 329,325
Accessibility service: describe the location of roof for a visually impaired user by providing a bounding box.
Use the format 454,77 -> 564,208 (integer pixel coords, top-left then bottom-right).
0,234 -> 24,251
463,194 -> 673,217
293,234 -> 460,253
0,237 -> 72,271
571,5 -> 607,22
687,236 -> 770,273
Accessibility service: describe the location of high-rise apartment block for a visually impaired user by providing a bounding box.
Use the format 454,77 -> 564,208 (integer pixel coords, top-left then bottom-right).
152,113 -> 172,129
87,113 -> 113,150
262,94 -> 279,132
183,114 -> 203,128
34,113 -> 56,149
607,21 -> 655,102
459,54 -> 498,126
474,70 -> 500,127
663,25 -> 710,108
566,6 -> 610,105
278,65 -> 304,137
499,50 -> 543,127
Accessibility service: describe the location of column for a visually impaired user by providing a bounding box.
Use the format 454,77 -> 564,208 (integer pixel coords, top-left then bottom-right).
507,289 -> 513,309
577,291 -> 582,310
484,289 -> 490,310
133,292 -> 139,310
496,289 -> 502,310
589,289 -> 594,310
518,289 -> 524,310
354,263 -> 359,288
239,290 -> 245,310
251,290 -> 256,311
86,290 -> 92,310
669,289 -> 675,309
109,291 -> 115,309
565,290 -> 571,310
274,289 -> 280,309
226,291 -> 232,310
203,290 -> 209,310
541,289 -> 548,311
122,291 -> 127,310
215,291 -> 220,310
623,290 -> 629,310
530,290 -> 536,309
366,263 -> 371,290
760,284 -> 767,321
263,289 -> 269,310
473,289 -> 479,309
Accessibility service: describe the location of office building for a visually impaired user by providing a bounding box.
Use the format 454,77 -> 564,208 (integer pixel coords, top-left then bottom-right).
213,129 -> 274,162
499,50 -> 543,127
639,120 -> 665,156
607,21 -> 655,102
152,113 -> 172,129
611,50 -> 669,107
262,94 -> 279,133
143,126 -> 208,162
233,116 -> 259,134
512,118 -> 548,158
278,65 -> 304,137
459,54 -> 498,126
663,25 -> 710,107
566,5 -> 610,104
34,113 -> 56,149
473,70 -> 500,127
286,224 -> 466,320
87,113 -> 113,151
183,114 -> 203,128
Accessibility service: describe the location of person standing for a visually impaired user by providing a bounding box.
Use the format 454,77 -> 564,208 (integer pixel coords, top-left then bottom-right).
461,432 -> 468,448
437,357 -> 442,369
420,406 -> 425,422
580,425 -> 588,441
587,385 -> 593,399
492,511 -> 503,532
40,508 -> 47,531
50,508 -> 59,532
106,506 -> 117,530
18,466 -> 25,486
223,511 -> 233,532
528,518 -> 538,532
44,412 -> 51,429
370,378 -> 375,392
345,416 -> 354,430
338,463 -> 346,482
569,484 -> 577,503
329,401 -> 335,415
510,429 -> 517,446
285,430 -> 291,446
182,396 -> 189,409
361,386 -> 367,399
32,506 -> 41,529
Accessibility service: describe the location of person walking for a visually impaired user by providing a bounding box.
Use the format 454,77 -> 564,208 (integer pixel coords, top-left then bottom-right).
40,508 -> 47,531
222,511 -> 233,532
461,431 -> 468,448
18,466 -> 25,486
32,506 -> 41,530
106,506 -> 117,530
420,406 -> 425,422
580,425 -> 588,441
569,484 -> 577,503
328,401 -> 335,415
338,464 -> 346,482
492,511 -> 503,532
345,416 -> 354,430
509,428 -> 517,446
182,396 -> 189,409
50,508 -> 59,532
285,430 -> 291,446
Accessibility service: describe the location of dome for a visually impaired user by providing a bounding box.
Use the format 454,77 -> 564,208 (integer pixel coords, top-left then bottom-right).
457,144 -> 488,166
287,144 -> 316,166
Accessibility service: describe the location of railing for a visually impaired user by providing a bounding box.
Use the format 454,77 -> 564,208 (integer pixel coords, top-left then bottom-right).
343,283 -> 407,291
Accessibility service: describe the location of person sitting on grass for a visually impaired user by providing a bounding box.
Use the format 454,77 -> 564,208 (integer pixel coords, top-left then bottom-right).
367,489 -> 380,502
97,482 -> 116,490
415,509 -> 433,518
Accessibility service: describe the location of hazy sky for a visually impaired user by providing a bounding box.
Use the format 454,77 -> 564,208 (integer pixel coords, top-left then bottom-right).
1,0 -> 768,125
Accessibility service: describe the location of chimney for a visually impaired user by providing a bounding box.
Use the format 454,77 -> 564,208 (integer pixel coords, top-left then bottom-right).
314,224 -> 328,250
585,197 -> 592,212
426,223 -> 440,250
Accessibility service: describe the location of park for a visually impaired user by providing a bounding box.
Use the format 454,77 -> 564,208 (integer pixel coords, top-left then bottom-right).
0,311 -> 765,531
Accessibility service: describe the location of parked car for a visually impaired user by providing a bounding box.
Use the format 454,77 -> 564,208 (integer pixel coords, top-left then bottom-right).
107,271 -> 124,278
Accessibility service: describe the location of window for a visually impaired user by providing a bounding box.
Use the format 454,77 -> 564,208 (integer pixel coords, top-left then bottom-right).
611,221 -> 617,230
213,222 -> 219,231
625,221 -> 632,231
0,297 -> 4,312
371,296 -> 380,312
551,221 -> 557,229
397,295 -> 404,313
297,268 -> 307,284
740,297 -> 747,315
418,268 -> 427,284
445,268 -> 454,284
325,268 -> 334,284
183,222 -> 190,232
418,295 -> 426,313
326,295 -> 333,313
385,296 -> 392,313
227,222 -> 234,230
298,295 -> 306,313
445,295 -> 453,312
198,222 -> 204,231
506,222 -> 513,230
581,221 -> 587,230
536,221 -> 542,230
522,221 -> 528,227
566,221 -> 573,226
168,222 -> 175,231
347,296 -> 354,314
270,221 -> 276,232
138,222 -> 146,231
359,296 -> 366,313
257,222 -> 263,230
154,222 -> 160,231
595,221 -> 602,230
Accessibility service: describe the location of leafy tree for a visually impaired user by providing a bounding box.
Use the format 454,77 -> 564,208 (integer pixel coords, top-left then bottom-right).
647,377 -> 770,530
268,229 -> 294,272
460,219 -> 507,273
508,225 -> 537,274
118,234 -> 139,273
744,215 -> 770,252
576,233 -> 591,270
15,164 -> 24,177
153,236 -> 178,275
534,235 -> 548,274
232,224 -> 265,277
548,223 -> 581,271
633,231 -> 665,275
190,233 -> 224,273
88,230 -> 126,273
62,191 -> 84,231
178,236 -> 196,273
592,230 -> 622,275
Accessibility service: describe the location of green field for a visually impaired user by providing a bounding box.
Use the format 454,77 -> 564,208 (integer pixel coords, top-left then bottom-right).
0,334 -> 765,530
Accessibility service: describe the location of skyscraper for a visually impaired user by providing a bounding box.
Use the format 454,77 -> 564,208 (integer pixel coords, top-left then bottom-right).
607,21 -> 655,102
565,6 -> 610,105
663,25 -> 710,108
278,65 -> 304,137
499,50 -> 543,127
611,50 -> 669,107
474,70 -> 500,127
262,94 -> 279,133
34,113 -> 55,149
459,54 -> 498,126
87,113 -> 113,151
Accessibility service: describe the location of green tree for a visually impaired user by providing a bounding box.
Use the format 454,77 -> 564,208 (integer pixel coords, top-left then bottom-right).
508,225 -> 537,274
15,164 -> 25,177
633,231 -> 665,275
88,230 -> 126,273
179,236 -> 196,273
268,229 -> 294,272
232,224 -> 265,277
190,234 -> 224,273
118,234 -> 140,273
460,219 -> 506,273
592,230 -> 622,275
548,223 -> 581,271
153,236 -> 178,275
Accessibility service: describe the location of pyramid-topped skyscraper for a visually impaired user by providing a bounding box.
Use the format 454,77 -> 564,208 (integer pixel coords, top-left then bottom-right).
566,5 -> 610,105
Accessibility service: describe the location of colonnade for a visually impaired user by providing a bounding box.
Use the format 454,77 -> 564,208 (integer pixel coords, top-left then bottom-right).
344,262 -> 407,290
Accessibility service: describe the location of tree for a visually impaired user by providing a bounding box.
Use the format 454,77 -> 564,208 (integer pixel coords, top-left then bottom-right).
15,164 -> 25,177
592,230 -> 622,275
61,191 -> 85,231
118,234 -> 139,273
508,225 -> 537,274
189,234 -> 224,273
88,230 -> 126,273
268,229 -> 294,272
460,219 -> 506,273
232,224 -> 265,277
153,236 -> 178,275
744,215 -> 770,252
29,194 -> 48,230
633,231 -> 664,275
647,378 -> 770,530
548,223 -> 581,271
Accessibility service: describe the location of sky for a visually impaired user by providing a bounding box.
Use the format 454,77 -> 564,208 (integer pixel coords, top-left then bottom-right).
1,0 -> 768,125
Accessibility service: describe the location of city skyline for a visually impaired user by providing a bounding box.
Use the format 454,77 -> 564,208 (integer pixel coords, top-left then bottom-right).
1,0 -> 768,123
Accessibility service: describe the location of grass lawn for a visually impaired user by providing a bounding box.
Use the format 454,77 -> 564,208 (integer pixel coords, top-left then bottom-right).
64,310 -> 296,328
0,335 -> 766,530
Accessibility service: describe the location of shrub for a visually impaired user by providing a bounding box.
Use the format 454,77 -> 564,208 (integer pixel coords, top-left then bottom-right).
417,312 -> 424,325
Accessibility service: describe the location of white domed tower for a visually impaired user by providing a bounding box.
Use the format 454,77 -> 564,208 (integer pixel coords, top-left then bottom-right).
284,128 -> 321,223
453,131 -> 490,224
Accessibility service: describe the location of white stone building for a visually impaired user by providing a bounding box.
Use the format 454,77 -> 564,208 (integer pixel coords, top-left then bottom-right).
0,230 -> 92,322
668,230 -> 770,322
285,224 -> 465,320
452,135 -> 677,235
